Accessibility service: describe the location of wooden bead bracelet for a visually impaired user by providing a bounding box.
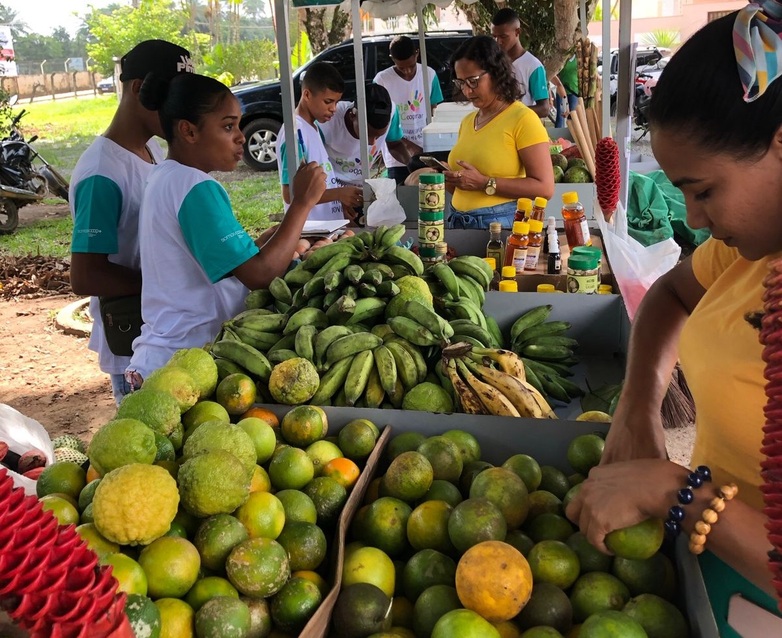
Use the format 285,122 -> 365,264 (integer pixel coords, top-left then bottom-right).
688,483 -> 739,555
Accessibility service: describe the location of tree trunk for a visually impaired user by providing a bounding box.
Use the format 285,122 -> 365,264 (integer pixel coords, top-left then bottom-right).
327,6 -> 351,47
548,0 -> 581,77
304,8 -> 329,54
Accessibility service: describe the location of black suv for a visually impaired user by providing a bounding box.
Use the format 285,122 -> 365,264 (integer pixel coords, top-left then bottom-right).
232,31 -> 472,171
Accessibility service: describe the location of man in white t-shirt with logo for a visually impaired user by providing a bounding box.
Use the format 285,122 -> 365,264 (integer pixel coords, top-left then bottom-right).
374,35 -> 444,184
275,62 -> 363,221
491,8 -> 550,119
69,39 -> 193,404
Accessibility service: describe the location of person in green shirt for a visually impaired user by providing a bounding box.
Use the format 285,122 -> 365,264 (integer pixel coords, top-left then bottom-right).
553,54 -> 579,128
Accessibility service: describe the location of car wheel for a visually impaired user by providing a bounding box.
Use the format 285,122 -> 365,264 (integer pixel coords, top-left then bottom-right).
242,118 -> 281,171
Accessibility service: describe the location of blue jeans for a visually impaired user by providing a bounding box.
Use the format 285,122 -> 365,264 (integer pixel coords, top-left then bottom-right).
447,200 -> 517,230
555,93 -> 579,128
110,373 -> 132,406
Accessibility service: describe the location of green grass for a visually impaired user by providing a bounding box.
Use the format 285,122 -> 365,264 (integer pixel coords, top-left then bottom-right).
1,97 -> 282,258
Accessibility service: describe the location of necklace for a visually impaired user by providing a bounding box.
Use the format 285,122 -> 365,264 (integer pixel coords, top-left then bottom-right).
474,101 -> 510,131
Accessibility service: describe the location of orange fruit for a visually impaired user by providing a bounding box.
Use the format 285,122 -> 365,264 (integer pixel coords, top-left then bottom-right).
86,465 -> 101,482
455,541 -> 532,623
337,420 -> 378,461
321,457 -> 360,490
184,576 -> 239,611
240,406 -> 279,428
493,620 -> 523,638
226,537 -> 290,598
342,545 -> 396,598
193,514 -> 249,572
305,440 -> 344,477
40,494 -> 80,526
234,491 -> 286,539
237,418 -> 278,465
37,462 -> 87,500
292,570 -> 329,597
276,522 -> 328,571
448,498 -> 507,554
527,540 -> 581,589
605,518 -> 664,561
407,500 -> 454,554
280,405 -> 328,447
194,597 -> 251,637
355,496 -> 412,558
569,572 -> 631,622
268,446 -> 315,491
75,523 -> 119,559
502,454 -> 542,492
249,465 -> 272,493
441,430 -> 481,464
275,489 -> 318,524
215,373 -> 257,416
469,467 -> 530,530
363,477 -> 383,505
416,436 -> 463,483
138,537 -> 201,599
103,553 -> 148,596
155,598 -> 195,638
382,452 -> 433,502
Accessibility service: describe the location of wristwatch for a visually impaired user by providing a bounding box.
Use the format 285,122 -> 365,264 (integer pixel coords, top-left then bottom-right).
485,177 -> 497,196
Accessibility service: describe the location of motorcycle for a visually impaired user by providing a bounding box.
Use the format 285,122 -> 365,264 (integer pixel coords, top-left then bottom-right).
0,109 -> 70,234
632,72 -> 657,142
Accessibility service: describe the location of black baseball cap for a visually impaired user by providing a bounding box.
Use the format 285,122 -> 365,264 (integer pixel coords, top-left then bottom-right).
357,83 -> 393,130
119,40 -> 194,83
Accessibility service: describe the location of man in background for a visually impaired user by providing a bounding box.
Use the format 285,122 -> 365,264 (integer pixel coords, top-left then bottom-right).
491,8 -> 550,118
374,35 -> 443,184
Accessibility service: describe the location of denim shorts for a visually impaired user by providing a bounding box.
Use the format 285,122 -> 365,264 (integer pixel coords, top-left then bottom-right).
447,200 -> 517,230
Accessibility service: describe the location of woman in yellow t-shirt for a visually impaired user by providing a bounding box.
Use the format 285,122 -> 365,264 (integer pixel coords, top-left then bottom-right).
565,10 -> 782,632
443,36 -> 554,229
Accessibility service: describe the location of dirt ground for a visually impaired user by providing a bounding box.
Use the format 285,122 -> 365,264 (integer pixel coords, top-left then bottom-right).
1,201 -> 695,460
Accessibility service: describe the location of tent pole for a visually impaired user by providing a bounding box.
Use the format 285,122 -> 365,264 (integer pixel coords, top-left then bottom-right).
602,0 -> 611,139
616,0 -> 633,209
276,0 -> 299,197
351,0 -> 371,202
416,0 -> 433,125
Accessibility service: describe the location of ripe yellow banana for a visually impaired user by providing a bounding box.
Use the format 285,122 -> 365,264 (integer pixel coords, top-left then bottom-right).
456,359 -> 520,417
470,347 -> 527,382
465,359 -> 554,419
444,358 -> 486,415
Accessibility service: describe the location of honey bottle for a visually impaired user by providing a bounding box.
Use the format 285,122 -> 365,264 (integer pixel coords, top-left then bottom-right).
514,198 -> 533,222
504,221 -> 530,276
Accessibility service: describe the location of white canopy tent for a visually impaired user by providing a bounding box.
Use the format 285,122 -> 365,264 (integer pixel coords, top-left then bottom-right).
277,0 -> 635,207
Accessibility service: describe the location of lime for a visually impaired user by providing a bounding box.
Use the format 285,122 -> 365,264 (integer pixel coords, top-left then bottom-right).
37,461 -> 87,500
194,596 -> 251,638
185,576 -> 239,612
194,514 -> 249,573
270,576 -> 323,633
567,434 -> 605,475
502,454 -> 542,492
516,582 -> 573,634
527,540 -> 580,589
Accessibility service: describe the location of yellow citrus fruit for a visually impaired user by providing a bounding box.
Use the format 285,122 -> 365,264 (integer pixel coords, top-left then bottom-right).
455,541 -> 533,623
268,446 -> 315,491
86,465 -> 101,482
184,576 -> 239,612
193,514 -> 249,572
182,401 -> 229,431
237,417 -> 278,464
342,545 -> 396,598
407,500 -> 454,553
234,491 -> 286,539
103,553 -> 148,596
250,465 -> 272,493
226,537 -> 290,598
321,457 -> 360,490
305,440 -> 344,477
576,411 -> 612,423
292,570 -> 329,597
527,539 -> 581,589
493,620 -> 522,638
275,489 -> 318,524
155,598 -> 195,638
138,537 -> 201,599
40,494 -> 80,526
386,432 -> 426,462
75,523 -> 119,559
356,497 -> 412,558
605,518 -> 665,561
280,405 -> 328,446
37,462 -> 87,500
194,597 -> 251,637
215,373 -> 257,416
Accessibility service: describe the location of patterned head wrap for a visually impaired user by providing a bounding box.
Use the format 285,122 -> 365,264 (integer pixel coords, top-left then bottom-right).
734,1 -> 782,101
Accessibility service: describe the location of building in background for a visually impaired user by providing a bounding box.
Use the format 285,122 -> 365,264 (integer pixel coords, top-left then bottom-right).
0,25 -> 18,77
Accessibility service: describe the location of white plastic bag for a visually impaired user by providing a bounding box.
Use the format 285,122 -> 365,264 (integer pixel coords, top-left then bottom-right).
0,403 -> 54,495
365,178 -> 405,227
597,201 -> 681,320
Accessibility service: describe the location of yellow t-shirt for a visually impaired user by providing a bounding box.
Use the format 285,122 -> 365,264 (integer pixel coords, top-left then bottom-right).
680,238 -> 776,510
447,102 -> 549,212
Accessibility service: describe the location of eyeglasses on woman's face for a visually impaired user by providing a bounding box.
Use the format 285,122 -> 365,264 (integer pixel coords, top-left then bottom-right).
453,71 -> 487,91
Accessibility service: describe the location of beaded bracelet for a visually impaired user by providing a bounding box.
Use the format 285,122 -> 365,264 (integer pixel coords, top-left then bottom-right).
664,465 -> 712,539
688,483 -> 739,555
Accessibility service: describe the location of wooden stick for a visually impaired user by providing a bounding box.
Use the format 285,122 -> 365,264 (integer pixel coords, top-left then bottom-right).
575,100 -> 596,165
567,115 -> 597,178
587,107 -> 602,141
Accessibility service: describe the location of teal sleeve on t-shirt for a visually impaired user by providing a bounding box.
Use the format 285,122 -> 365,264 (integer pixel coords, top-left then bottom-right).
70,175 -> 123,254
386,106 -> 404,142
529,66 -> 549,102
430,75 -> 444,105
178,181 -> 260,283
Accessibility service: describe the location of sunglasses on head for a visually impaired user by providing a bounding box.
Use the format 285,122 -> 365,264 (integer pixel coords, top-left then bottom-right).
453,71 -> 488,91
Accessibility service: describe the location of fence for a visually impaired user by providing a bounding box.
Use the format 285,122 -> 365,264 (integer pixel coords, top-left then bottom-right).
0,71 -> 106,101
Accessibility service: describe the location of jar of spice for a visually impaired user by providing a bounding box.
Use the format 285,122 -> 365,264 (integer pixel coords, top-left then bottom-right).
419,173 -> 445,211
567,254 -> 599,294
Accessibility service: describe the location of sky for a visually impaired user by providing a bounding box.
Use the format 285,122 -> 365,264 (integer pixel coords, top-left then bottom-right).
8,0 -> 115,36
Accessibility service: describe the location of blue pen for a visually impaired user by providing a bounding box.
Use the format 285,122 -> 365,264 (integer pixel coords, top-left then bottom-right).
297,128 -> 306,165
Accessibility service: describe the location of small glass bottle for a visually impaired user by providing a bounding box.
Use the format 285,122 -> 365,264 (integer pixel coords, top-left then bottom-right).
501,265 -> 517,284
514,198 -> 533,222
543,216 -> 556,254
598,284 -> 613,295
486,222 -> 504,267
531,196 -> 548,223
547,225 -> 561,275
562,191 -> 592,250
499,280 -> 518,293
483,257 -> 501,290
537,283 -> 556,293
504,221 -> 530,276
524,219 -> 544,271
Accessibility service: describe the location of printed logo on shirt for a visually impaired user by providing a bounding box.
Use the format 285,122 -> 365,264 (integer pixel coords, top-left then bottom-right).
221,229 -> 248,243
75,228 -> 102,238
334,145 -> 384,178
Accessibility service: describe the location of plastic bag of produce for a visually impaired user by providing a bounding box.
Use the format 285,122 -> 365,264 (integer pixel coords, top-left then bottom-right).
597,201 -> 680,320
0,403 -> 54,495
365,177 -> 405,227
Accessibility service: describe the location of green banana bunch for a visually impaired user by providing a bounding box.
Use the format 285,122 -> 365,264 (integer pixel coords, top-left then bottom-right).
211,339 -> 272,382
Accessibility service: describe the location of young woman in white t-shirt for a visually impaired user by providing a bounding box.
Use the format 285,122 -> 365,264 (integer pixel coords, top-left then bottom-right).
126,73 -> 326,382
